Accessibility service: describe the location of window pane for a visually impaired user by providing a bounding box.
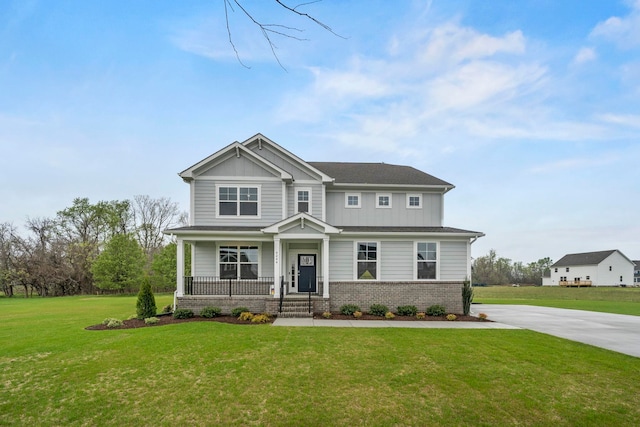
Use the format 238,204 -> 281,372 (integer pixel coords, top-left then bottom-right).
418,262 -> 436,279
219,247 -> 237,263
240,264 -> 258,279
219,202 -> 237,216
240,187 -> 258,201
378,196 -> 389,206
348,195 -> 359,206
298,191 -> 309,201
298,201 -> 309,213
239,247 -> 258,263
239,201 -> 258,216
358,262 -> 377,280
219,187 -> 237,201
220,264 -> 237,279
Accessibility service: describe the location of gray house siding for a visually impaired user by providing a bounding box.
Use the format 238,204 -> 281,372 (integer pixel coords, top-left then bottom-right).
192,180 -> 283,226
199,153 -> 276,178
325,191 -> 443,227
287,183 -> 324,218
380,241 -> 413,281
193,241 -> 217,277
246,143 -> 318,181
328,240 -> 353,281
440,240 -> 468,281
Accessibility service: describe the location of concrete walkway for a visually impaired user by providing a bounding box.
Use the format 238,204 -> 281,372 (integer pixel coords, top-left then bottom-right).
272,317 -> 519,329
473,304 -> 640,358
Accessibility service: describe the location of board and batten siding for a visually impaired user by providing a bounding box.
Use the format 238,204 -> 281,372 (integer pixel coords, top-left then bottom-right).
245,143 -> 319,181
380,241 -> 413,281
192,180 -> 283,226
439,240 -> 469,281
325,192 -> 443,227
198,153 -> 276,178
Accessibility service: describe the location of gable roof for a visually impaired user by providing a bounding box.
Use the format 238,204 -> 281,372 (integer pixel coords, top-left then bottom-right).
261,212 -> 341,235
551,250 -> 628,267
308,162 -> 453,188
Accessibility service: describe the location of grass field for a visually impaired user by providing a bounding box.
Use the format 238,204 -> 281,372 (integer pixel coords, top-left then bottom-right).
1,294 -> 640,426
473,286 -> 640,315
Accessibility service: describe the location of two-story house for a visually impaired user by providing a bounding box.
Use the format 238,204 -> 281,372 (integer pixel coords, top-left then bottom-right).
166,134 -> 484,315
544,250 -> 635,287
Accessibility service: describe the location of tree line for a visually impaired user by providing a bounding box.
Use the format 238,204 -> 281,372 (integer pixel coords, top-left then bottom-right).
472,249 -> 552,286
0,196 -> 189,297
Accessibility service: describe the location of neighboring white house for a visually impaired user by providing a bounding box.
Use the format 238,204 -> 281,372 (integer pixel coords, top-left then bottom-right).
165,133 -> 484,315
634,261 -> 640,285
544,250 -> 635,287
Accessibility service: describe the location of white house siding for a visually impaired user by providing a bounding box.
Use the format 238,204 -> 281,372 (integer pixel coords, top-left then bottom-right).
193,241 -> 217,277
440,240 -> 469,281
325,191 -> 443,227
380,241 -> 413,281
192,180 -> 283,226
328,240 -> 354,281
596,252 -> 634,286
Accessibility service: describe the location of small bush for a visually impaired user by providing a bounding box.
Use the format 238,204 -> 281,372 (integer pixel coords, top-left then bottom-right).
426,304 -> 446,317
173,308 -> 194,319
162,304 -> 173,314
397,305 -> 418,316
251,313 -> 271,323
144,317 -> 159,325
322,311 -> 332,319
239,312 -> 254,321
232,307 -> 250,317
385,311 -> 395,319
340,304 -> 361,316
478,312 -> 488,320
103,318 -> 122,329
416,312 -> 426,319
136,277 -> 157,319
200,306 -> 222,318
353,311 -> 363,319
446,314 -> 457,321
369,304 -> 389,317
127,314 -> 138,320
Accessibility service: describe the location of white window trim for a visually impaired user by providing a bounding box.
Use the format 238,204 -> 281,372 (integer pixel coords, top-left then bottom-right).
354,241 -> 380,281
296,187 -> 312,215
407,193 -> 422,209
414,241 -> 439,281
215,184 -> 262,218
345,192 -> 361,208
376,192 -> 392,209
217,243 -> 262,279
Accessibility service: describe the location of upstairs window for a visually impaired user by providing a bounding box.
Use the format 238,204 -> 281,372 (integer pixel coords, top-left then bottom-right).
417,242 -> 437,280
218,186 -> 259,217
297,189 -> 310,213
407,194 -> 422,208
377,193 -> 392,208
346,193 -> 361,208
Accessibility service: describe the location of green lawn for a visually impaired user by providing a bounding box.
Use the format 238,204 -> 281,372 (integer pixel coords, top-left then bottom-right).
473,286 -> 640,315
1,295 -> 640,426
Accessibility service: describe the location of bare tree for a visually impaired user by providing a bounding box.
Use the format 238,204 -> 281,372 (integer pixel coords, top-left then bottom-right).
224,0 -> 344,69
132,195 -> 186,257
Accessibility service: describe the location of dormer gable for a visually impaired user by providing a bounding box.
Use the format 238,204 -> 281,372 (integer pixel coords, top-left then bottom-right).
261,212 -> 341,235
179,141 -> 293,182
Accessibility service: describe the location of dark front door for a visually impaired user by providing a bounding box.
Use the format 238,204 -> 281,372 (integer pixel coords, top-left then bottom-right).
298,254 -> 316,293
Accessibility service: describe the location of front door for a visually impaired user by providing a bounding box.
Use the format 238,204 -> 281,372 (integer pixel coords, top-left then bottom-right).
298,254 -> 317,293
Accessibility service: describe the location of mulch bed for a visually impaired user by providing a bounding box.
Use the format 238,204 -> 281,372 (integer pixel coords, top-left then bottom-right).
86,312 -> 487,330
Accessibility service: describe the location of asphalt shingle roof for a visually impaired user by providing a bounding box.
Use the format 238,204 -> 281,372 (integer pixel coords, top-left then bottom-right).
308,162 -> 452,187
551,250 -> 618,267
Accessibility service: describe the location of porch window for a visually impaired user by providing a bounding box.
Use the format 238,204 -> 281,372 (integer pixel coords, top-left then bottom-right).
219,246 -> 259,279
417,242 -> 437,280
297,189 -> 310,213
218,186 -> 259,216
356,242 -> 377,280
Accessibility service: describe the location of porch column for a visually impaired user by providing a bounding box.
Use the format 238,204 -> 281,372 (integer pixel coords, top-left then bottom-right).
322,237 -> 330,298
176,237 -> 184,297
273,237 -> 281,298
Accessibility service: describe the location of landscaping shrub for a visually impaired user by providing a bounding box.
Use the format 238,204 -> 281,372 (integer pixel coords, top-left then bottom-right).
426,304 -> 446,316
251,313 -> 271,323
369,304 -> 389,317
162,304 -> 173,314
144,317 -> 159,325
416,312 -> 426,319
239,312 -> 254,321
353,311 -> 363,319
322,311 -> 332,319
136,277 -> 156,319
102,318 -> 123,328
231,307 -> 250,317
340,304 -> 361,316
397,305 -> 418,316
385,311 -> 395,319
446,314 -> 457,321
173,308 -> 194,319
200,306 -> 222,318
478,312 -> 488,320
462,280 -> 473,316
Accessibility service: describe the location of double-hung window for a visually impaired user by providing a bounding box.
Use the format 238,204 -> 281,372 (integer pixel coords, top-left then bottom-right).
218,186 -> 259,217
297,189 -> 310,213
416,242 -> 437,280
356,242 -> 377,280
219,245 -> 259,279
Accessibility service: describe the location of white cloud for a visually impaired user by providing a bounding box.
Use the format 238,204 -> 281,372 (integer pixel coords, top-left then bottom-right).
573,47 -> 597,65
596,113 -> 640,128
590,1 -> 640,48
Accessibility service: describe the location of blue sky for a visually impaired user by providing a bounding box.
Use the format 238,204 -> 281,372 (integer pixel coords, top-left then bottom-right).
1,0 -> 639,264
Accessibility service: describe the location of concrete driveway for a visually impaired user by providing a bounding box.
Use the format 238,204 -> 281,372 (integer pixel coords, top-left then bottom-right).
473,304 -> 640,358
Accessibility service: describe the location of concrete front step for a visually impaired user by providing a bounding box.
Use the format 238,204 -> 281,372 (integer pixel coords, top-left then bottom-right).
277,311 -> 314,318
